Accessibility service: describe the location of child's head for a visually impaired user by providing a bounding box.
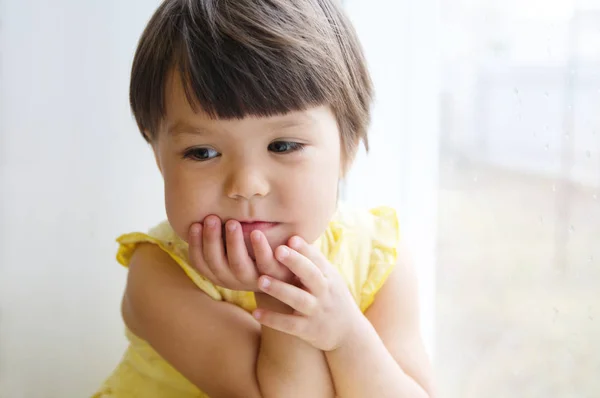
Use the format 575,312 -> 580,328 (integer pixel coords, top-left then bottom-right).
130,0 -> 372,250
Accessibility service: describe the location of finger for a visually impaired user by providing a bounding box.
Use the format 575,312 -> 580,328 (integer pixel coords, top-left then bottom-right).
253,309 -> 308,339
275,246 -> 327,295
288,236 -> 330,273
251,231 -> 279,276
188,223 -> 220,283
225,220 -> 258,285
258,276 -> 318,315
203,216 -> 237,287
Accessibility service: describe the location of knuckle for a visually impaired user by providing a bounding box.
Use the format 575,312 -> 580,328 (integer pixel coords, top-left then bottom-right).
295,293 -> 308,311
228,252 -> 246,269
256,261 -> 272,275
284,317 -> 298,333
318,274 -> 329,289
228,259 -> 243,274
188,250 -> 204,268
206,260 -> 226,278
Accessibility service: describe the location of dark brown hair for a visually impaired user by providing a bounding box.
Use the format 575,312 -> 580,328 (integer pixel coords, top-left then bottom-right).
130,0 -> 373,161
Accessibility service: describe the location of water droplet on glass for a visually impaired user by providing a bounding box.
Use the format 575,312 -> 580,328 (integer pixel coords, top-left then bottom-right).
544,91 -> 550,98
533,132 -> 538,138
564,132 -> 570,140
473,175 -> 479,183
569,225 -> 575,234
552,184 -> 557,192
586,150 -> 591,158
593,193 -> 598,200
539,216 -> 544,224
513,87 -> 520,95
567,104 -> 573,110
545,144 -> 550,151
544,125 -> 550,131
589,256 -> 594,263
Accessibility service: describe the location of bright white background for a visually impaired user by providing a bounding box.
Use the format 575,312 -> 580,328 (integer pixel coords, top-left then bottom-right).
0,1 -> 439,396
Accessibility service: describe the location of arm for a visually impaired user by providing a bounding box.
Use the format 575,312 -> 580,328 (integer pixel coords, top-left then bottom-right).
325,245 -> 436,397
122,243 -> 263,398
255,293 -> 336,398
123,242 -> 335,398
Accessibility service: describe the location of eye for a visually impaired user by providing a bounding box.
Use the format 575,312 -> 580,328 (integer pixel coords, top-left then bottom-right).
183,147 -> 220,161
268,141 -> 305,154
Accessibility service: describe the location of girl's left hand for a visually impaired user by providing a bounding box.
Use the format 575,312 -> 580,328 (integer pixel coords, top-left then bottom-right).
252,236 -> 364,351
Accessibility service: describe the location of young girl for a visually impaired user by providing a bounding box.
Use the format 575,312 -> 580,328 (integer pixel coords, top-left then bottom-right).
94,0 -> 434,397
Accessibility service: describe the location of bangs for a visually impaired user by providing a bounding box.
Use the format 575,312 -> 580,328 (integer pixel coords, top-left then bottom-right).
129,0 -> 372,162
130,0 -> 343,137
175,29 -> 336,120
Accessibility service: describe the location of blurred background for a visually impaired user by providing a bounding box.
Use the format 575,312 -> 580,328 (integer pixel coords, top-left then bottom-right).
0,0 -> 598,397
436,1 -> 600,397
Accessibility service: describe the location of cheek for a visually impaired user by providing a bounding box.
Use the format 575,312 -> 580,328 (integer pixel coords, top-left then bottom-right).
162,167 -> 216,242
278,155 -> 340,243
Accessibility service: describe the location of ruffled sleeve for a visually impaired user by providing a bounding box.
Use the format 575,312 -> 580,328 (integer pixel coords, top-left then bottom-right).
358,206 -> 400,312
115,221 -> 223,301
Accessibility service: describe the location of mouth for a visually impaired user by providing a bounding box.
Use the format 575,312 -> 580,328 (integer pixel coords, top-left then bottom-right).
219,220 -> 282,258
238,221 -> 279,235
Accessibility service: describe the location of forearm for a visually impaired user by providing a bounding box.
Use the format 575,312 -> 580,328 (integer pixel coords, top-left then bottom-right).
325,314 -> 428,398
255,293 -> 335,398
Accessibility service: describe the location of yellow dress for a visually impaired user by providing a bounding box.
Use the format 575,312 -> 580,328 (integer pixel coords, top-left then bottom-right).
93,205 -> 399,398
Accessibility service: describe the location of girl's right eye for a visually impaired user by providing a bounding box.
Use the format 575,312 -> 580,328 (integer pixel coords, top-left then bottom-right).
182,147 -> 220,161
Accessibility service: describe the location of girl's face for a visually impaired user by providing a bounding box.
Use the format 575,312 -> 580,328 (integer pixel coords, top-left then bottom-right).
151,72 -> 342,256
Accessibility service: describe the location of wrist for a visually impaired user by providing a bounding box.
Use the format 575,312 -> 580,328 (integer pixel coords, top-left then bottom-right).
331,308 -> 373,354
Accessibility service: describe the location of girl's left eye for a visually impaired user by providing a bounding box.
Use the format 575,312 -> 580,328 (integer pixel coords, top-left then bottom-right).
268,141 -> 305,154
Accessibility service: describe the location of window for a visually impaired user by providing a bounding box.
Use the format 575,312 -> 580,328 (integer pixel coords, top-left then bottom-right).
345,0 -> 600,396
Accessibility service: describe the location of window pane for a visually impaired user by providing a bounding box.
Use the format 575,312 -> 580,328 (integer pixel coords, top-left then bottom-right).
437,1 -> 600,396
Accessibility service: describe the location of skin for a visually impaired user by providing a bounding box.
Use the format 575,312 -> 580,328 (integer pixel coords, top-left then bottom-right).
121,70 -> 435,397
152,70 -> 341,266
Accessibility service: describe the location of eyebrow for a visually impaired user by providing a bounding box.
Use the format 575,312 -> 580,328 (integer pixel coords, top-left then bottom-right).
167,121 -> 213,136
167,113 -> 315,136
265,114 -> 316,132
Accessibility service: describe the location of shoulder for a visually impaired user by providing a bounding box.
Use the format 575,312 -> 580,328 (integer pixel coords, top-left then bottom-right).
332,204 -> 399,251
116,221 -> 225,301
328,204 -> 401,312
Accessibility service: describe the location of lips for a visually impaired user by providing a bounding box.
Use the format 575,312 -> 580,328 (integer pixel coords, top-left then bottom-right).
239,221 -> 278,235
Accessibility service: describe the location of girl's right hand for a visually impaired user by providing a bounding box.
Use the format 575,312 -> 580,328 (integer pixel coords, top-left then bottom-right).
188,215 -> 294,292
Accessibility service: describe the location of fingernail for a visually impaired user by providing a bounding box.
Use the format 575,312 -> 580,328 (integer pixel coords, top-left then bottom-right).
278,246 -> 289,259
190,224 -> 201,236
251,230 -> 261,242
227,221 -> 236,232
253,310 -> 262,320
290,236 -> 302,249
260,277 -> 271,290
205,217 -> 216,228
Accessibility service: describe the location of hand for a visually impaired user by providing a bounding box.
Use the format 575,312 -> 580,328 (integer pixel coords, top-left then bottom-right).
252,236 -> 363,351
249,229 -> 296,285
188,215 -> 258,291
188,215 -> 293,292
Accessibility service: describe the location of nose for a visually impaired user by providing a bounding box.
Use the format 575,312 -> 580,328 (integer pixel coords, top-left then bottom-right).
224,161 -> 270,201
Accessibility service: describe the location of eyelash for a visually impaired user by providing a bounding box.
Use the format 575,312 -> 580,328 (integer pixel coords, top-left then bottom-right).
182,147 -> 220,161
182,141 -> 305,162
267,141 -> 306,154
